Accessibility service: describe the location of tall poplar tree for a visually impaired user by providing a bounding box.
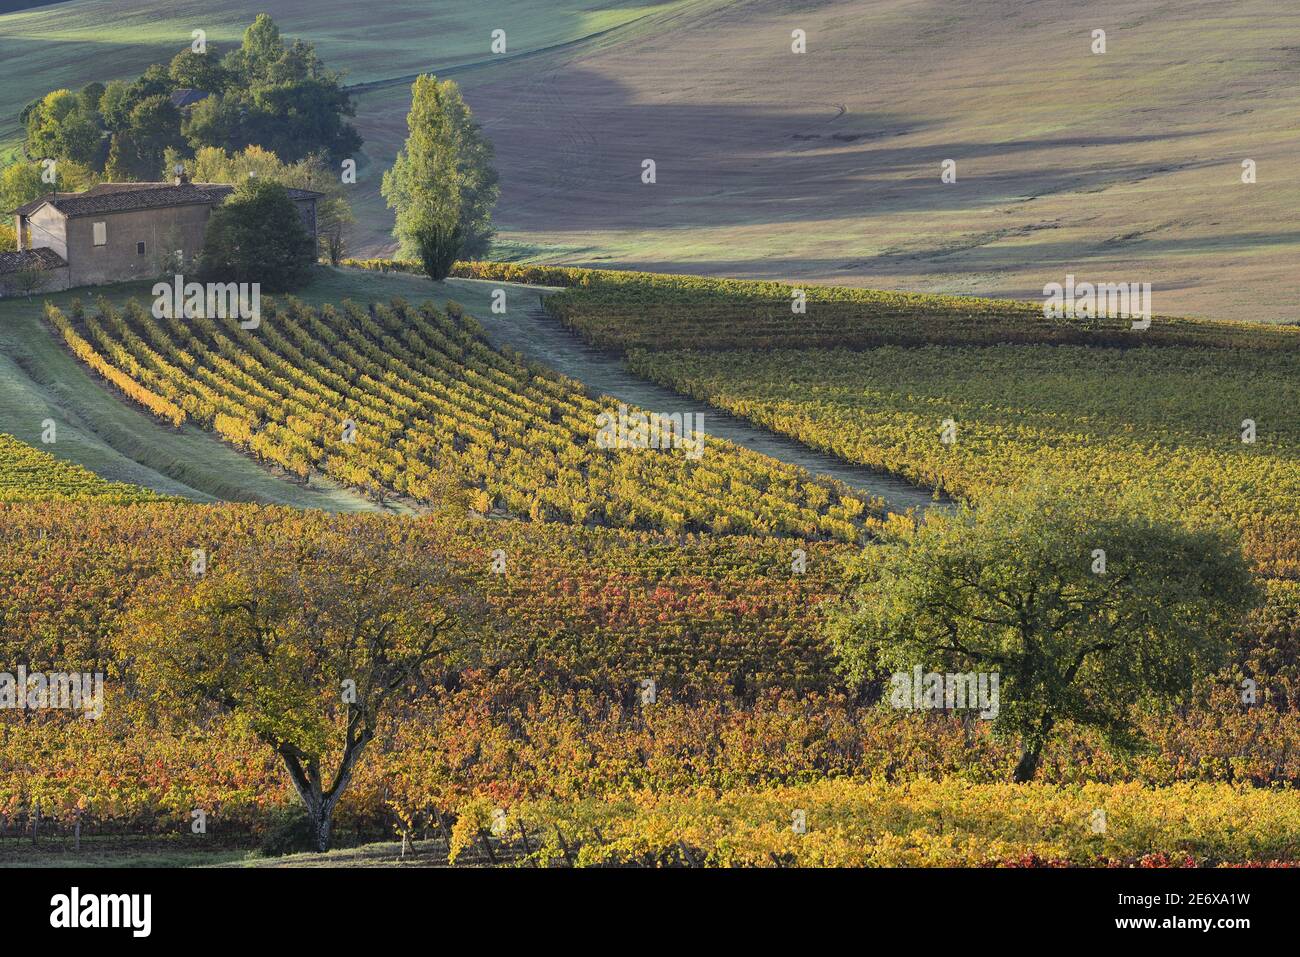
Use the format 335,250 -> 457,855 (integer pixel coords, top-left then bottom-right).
381,74 -> 499,274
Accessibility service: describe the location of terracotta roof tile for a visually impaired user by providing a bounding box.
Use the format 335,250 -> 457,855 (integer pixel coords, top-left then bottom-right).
11,182 -> 321,218
0,247 -> 68,275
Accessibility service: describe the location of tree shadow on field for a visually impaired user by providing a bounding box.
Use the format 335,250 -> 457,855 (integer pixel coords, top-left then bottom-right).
469,65 -> 1214,235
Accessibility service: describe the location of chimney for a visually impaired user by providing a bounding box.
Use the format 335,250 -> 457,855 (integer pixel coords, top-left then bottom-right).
173,163 -> 189,186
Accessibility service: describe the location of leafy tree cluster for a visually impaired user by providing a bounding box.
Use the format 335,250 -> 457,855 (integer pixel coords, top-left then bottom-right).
23,88 -> 104,169
20,14 -> 361,182
0,156 -> 99,214
176,145 -> 355,264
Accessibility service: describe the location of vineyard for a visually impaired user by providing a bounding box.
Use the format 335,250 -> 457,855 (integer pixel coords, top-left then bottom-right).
458,779 -> 1300,867
4,0 -> 1299,889
629,346 -> 1300,580
433,265 -> 1300,579
529,266 -> 1300,353
349,258 -> 1300,354
0,501 -> 853,696
3,262 -> 1298,866
0,501 -> 1297,854
0,433 -> 164,504
41,296 -> 875,541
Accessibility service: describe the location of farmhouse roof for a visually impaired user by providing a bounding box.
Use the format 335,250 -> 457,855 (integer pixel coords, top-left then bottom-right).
11,182 -> 322,219
169,88 -> 211,109
0,247 -> 67,276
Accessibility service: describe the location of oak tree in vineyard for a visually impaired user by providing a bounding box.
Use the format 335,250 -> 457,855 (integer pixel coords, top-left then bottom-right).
117,519 -> 490,852
829,485 -> 1259,782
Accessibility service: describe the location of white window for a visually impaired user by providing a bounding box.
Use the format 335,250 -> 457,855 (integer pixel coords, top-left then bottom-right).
92,222 -> 107,246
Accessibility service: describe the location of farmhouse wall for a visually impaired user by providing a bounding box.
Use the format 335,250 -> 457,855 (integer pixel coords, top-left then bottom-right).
11,185 -> 319,291
26,206 -> 68,261
64,204 -> 213,288
0,265 -> 69,298
65,197 -> 317,288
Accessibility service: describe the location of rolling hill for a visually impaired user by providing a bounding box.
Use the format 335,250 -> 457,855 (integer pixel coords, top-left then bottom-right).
3,0 -> 1298,320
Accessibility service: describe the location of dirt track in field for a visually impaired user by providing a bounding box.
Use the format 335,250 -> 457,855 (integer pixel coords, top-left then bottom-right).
353,0 -> 1300,323
444,277 -> 939,513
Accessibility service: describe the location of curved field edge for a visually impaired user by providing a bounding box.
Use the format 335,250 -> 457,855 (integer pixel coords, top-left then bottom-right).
0,281 -> 383,511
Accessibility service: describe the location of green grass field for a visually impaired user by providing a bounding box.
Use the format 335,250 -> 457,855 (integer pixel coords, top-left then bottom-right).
0,0 -> 693,164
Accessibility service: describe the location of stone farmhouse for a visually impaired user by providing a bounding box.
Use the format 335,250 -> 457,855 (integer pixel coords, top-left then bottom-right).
1,171 -> 319,295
